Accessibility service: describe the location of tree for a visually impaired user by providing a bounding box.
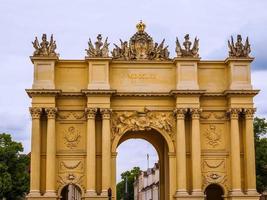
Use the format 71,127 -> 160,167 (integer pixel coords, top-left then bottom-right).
0,133 -> 30,200
254,117 -> 267,193
116,167 -> 141,200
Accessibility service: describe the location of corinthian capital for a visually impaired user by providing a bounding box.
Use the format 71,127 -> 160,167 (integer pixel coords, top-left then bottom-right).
85,107 -> 97,119
228,108 -> 242,119
45,107 -> 58,119
100,108 -> 112,119
29,107 -> 42,119
189,108 -> 202,119
173,108 -> 188,120
244,108 -> 256,119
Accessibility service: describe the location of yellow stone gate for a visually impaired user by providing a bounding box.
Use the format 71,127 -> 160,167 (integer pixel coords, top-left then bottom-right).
26,22 -> 259,200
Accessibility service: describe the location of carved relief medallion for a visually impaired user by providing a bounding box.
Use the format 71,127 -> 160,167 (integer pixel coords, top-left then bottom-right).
63,126 -> 81,149
204,125 -> 222,148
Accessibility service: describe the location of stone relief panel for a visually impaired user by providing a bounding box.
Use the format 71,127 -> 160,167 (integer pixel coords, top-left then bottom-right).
202,158 -> 228,191
57,158 -> 85,193
111,110 -> 175,140
201,123 -> 226,150
56,122 -> 86,152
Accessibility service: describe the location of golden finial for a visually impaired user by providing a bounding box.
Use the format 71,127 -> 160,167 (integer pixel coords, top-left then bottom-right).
136,20 -> 146,32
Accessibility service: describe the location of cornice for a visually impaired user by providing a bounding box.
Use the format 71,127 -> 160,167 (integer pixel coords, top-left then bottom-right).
170,90 -> 206,96
59,92 -> 84,97
30,56 -> 59,63
81,89 -> 117,96
173,57 -> 201,63
224,57 -> 254,64
26,89 -> 62,98
111,60 -> 173,64
224,89 -> 260,97
114,92 -> 170,97
85,57 -> 112,62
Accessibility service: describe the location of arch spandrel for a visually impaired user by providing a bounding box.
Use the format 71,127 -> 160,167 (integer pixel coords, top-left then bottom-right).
111,110 -> 175,153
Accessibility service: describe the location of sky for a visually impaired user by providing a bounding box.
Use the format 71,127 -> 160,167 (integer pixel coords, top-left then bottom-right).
0,0 -> 267,182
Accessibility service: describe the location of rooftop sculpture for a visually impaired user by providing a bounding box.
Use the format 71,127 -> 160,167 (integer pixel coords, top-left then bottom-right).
112,21 -> 170,60
31,22 -> 252,60
32,34 -> 58,57
85,34 -> 109,58
175,34 -> 199,58
228,35 -> 251,57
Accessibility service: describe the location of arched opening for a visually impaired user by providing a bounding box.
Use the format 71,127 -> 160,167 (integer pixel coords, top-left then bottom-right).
204,184 -> 224,200
60,184 -> 82,200
114,129 -> 171,200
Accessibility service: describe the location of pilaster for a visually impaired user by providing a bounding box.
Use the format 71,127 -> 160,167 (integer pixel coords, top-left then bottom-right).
189,108 -> 204,198
243,108 -> 258,196
100,108 -> 112,196
174,108 -> 189,197
28,107 -> 42,197
44,107 -> 58,198
85,108 -> 98,197
228,108 -> 243,196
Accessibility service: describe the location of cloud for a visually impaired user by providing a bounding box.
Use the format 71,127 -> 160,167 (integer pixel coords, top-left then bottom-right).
0,0 -> 267,178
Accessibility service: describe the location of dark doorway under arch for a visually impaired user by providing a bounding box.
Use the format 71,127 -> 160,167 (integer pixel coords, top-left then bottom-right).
205,184 -> 224,200
60,184 -> 82,200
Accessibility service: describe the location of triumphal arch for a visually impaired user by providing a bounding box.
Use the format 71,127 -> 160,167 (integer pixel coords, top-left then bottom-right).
27,22 -> 259,200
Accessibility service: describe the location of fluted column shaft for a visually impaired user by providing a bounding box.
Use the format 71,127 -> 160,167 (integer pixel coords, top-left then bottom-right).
29,107 -> 42,196
85,108 -> 97,196
244,108 -> 257,194
190,108 -> 203,195
101,108 -> 112,195
229,108 -> 242,194
174,108 -> 188,195
44,107 -> 57,196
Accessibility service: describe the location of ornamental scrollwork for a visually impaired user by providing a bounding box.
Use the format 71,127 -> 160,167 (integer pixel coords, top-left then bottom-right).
45,107 -> 58,119
111,111 -> 174,139
63,126 -> 81,149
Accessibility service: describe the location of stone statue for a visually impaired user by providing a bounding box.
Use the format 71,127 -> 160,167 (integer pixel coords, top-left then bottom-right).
175,34 -> 199,58
228,35 -> 251,57
86,34 -> 109,57
112,21 -> 170,61
32,34 -> 58,56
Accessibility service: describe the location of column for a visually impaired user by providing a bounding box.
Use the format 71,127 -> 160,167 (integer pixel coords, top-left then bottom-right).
190,108 -> 203,196
100,108 -> 112,195
229,108 -> 242,195
85,108 -> 97,196
174,108 -> 188,196
29,107 -> 42,196
244,108 -> 258,195
44,107 -> 57,197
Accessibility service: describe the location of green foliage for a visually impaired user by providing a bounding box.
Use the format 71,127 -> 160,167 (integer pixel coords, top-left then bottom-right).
116,167 -> 141,200
0,133 -> 30,200
254,117 -> 267,193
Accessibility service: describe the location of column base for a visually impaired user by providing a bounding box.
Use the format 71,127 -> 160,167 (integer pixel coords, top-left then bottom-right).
43,191 -> 57,199
175,189 -> 189,197
27,191 -> 41,197
228,190 -> 260,200
84,190 -> 98,198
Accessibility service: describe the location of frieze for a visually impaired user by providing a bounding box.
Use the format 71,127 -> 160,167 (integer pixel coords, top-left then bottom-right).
111,111 -> 175,139
57,111 -> 86,120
